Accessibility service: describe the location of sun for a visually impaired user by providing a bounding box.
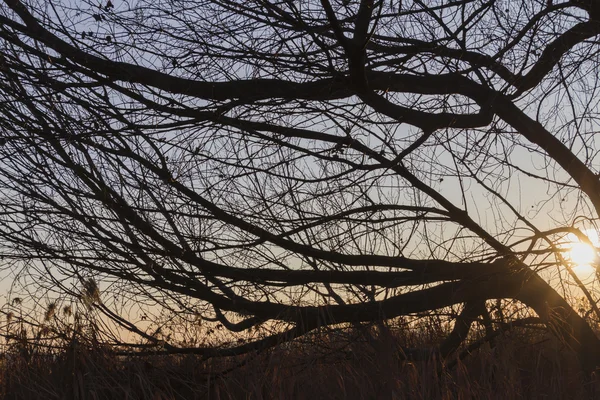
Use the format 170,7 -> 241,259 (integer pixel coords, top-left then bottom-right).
565,232 -> 600,279
568,242 -> 597,267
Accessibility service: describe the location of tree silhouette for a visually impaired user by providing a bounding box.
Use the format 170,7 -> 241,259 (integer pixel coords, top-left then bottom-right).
1,0 -> 600,370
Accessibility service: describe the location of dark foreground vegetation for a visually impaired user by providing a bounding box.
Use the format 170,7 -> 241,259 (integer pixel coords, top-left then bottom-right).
2,315 -> 600,400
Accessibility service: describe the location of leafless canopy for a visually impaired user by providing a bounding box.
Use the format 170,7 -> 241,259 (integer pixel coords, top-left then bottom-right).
1,0 -> 600,368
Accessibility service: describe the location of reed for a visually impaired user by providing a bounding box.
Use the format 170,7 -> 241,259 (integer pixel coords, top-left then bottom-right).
1,316 -> 599,399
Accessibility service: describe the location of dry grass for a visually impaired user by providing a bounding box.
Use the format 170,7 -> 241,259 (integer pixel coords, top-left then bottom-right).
1,321 -> 600,400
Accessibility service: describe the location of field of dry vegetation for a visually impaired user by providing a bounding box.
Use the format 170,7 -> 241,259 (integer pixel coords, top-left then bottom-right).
1,309 -> 600,400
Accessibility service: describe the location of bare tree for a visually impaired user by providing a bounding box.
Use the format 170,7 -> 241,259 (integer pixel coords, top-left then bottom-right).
1,0 -> 600,371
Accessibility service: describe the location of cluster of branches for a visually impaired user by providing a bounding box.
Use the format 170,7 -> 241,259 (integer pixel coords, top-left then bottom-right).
1,0 -> 600,370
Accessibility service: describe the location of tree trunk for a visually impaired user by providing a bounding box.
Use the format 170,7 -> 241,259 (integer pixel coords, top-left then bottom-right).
514,270 -> 600,374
